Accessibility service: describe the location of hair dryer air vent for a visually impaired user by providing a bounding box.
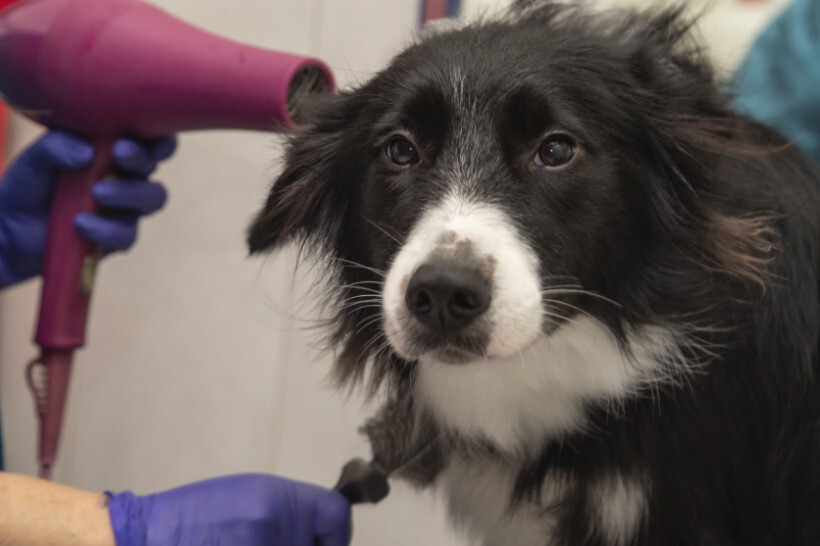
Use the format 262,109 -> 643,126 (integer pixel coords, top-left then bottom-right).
288,65 -> 332,125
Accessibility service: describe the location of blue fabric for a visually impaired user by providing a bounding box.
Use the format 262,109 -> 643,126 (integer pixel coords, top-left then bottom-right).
447,0 -> 461,18
732,0 -> 820,161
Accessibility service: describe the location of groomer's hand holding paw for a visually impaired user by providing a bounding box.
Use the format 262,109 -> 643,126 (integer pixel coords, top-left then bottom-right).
0,130 -> 176,288
107,474 -> 352,546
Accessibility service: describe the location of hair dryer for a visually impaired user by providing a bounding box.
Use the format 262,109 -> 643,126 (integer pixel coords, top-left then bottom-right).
0,0 -> 334,480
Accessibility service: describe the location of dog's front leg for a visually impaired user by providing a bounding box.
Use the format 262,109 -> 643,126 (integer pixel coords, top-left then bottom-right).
362,395 -> 448,487
333,395 -> 446,504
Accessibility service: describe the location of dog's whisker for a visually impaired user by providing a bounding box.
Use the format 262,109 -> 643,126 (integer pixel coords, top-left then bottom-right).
355,314 -> 386,336
337,283 -> 383,293
340,294 -> 384,304
541,308 -> 570,323
338,279 -> 385,287
345,310 -> 383,326
541,288 -> 622,308
361,332 -> 390,358
339,303 -> 383,314
364,217 -> 406,245
331,257 -> 387,278
340,305 -> 384,316
543,299 -> 591,321
339,295 -> 382,306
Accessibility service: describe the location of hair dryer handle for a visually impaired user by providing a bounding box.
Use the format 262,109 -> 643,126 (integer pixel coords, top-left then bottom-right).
34,139 -> 113,349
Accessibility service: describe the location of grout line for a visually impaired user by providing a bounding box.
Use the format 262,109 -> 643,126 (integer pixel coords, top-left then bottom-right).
309,0 -> 325,56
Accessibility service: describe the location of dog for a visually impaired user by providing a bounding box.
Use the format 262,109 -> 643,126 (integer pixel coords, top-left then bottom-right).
247,2 -> 820,544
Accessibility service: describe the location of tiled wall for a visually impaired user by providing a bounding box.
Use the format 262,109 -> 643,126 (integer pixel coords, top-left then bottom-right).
0,1 -> 791,544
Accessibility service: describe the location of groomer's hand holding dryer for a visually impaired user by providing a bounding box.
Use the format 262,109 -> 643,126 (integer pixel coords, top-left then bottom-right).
0,130 -> 351,545
0,130 -> 175,287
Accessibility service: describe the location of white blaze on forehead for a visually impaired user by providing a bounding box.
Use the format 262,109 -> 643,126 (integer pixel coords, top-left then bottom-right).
382,192 -> 543,360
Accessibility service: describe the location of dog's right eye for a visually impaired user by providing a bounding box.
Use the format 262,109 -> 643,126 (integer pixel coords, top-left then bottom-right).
385,138 -> 419,166
535,136 -> 575,168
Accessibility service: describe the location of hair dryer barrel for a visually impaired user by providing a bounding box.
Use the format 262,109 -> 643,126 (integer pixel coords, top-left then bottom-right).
0,0 -> 334,138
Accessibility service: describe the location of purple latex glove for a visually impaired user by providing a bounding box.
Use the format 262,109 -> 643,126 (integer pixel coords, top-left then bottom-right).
0,130 -> 176,288
107,474 -> 352,546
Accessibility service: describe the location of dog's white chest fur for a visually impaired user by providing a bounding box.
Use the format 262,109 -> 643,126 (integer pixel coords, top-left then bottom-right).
440,456 -> 648,546
417,317 -> 664,544
416,316 -> 681,456
440,456 -> 560,545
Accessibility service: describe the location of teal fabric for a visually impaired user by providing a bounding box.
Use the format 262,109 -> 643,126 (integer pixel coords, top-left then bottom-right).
733,0 -> 820,161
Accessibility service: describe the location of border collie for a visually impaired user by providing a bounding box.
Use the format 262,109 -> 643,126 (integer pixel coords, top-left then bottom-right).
248,2 -> 820,544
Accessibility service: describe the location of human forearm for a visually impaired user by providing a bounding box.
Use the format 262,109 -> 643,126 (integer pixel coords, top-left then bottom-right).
0,472 -> 115,546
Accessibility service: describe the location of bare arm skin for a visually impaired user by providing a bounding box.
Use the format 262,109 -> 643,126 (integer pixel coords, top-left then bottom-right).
0,472 -> 115,546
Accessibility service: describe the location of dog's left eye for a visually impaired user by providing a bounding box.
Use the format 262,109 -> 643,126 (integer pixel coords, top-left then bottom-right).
535,136 -> 575,167
385,137 -> 419,166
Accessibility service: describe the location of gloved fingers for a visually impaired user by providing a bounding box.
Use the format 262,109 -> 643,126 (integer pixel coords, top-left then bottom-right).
313,492 -> 352,546
284,481 -> 350,546
111,136 -> 177,178
0,131 -> 94,211
150,136 -> 178,161
74,213 -> 138,251
92,179 -> 168,215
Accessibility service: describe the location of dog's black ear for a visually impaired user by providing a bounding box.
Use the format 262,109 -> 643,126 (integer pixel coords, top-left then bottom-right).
247,93 -> 359,255
625,5 -> 709,85
620,7 -> 782,291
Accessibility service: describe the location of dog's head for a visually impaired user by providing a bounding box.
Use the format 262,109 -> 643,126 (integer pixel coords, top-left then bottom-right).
248,4 -> 775,408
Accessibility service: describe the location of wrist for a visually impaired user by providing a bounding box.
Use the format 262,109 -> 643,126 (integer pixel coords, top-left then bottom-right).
106,491 -> 149,546
0,254 -> 20,289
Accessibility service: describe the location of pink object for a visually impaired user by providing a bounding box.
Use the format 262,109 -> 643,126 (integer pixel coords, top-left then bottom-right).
0,0 -> 22,13
422,0 -> 448,23
0,0 -> 334,479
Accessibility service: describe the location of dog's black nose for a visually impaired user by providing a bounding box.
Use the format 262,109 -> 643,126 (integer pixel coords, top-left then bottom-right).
405,262 -> 491,333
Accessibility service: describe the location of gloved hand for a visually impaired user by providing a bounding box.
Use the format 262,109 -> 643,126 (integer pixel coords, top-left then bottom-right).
107,473 -> 352,546
0,130 -> 176,288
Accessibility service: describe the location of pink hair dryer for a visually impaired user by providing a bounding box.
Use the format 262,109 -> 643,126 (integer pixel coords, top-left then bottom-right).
0,0 -> 334,479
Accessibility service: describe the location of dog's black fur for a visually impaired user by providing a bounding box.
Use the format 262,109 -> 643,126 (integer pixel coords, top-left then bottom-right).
248,3 -> 820,544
